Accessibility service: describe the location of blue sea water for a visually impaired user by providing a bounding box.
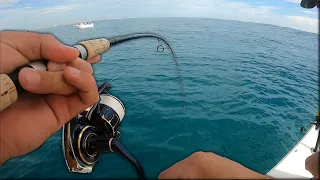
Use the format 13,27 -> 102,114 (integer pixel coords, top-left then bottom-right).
0,17 -> 318,179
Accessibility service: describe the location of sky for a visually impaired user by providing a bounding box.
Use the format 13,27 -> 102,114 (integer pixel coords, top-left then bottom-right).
0,0 -> 318,33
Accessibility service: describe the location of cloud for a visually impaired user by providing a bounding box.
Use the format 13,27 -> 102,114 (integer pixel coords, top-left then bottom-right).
0,4 -> 82,16
287,15 -> 318,26
175,0 -> 277,21
0,0 -> 317,33
0,0 -> 20,8
286,15 -> 318,32
0,3 -> 84,30
301,10 -> 317,15
42,4 -> 83,14
286,0 -> 301,3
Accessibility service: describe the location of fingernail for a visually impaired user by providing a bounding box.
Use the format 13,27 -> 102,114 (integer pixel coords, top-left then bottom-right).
69,67 -> 80,78
25,69 -> 40,87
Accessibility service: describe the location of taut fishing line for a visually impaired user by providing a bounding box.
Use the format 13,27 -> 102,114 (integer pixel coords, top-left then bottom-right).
105,32 -> 189,144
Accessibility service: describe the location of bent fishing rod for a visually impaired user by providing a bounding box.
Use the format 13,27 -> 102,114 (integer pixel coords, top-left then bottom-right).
0,33 -> 176,112
0,32 -> 181,180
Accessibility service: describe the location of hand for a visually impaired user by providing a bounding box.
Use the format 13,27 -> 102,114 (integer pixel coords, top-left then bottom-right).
0,31 -> 100,164
305,152 -> 319,178
159,152 -> 270,179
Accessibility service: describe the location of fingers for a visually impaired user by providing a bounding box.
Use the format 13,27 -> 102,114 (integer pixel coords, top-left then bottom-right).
47,57 -> 93,74
305,152 -> 319,177
0,31 -> 79,67
87,55 -> 101,64
64,67 -> 98,104
19,56 -> 94,95
19,66 -> 98,123
18,68 -> 76,95
63,67 -> 99,118
0,42 -> 30,74
46,62 -> 66,72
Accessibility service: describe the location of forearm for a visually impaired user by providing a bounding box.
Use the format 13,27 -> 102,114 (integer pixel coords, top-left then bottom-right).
159,152 -> 273,179
202,165 -> 271,179
227,163 -> 271,179
199,153 -> 272,179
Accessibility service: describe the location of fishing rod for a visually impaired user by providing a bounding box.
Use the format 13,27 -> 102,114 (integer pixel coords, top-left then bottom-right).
0,33 -> 181,179
0,33 -> 176,112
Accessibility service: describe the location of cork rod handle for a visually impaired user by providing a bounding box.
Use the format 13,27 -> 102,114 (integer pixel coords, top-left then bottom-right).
0,74 -> 18,111
79,38 -> 110,60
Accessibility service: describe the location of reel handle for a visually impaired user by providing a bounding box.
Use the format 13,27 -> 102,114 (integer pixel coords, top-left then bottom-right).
87,136 -> 145,180
0,38 -> 111,112
112,139 -> 145,180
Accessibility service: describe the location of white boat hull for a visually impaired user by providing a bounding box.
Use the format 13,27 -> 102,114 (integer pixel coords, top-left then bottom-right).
76,24 -> 94,29
267,125 -> 318,178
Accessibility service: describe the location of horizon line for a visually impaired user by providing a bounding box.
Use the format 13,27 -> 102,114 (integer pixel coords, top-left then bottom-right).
3,16 -> 318,35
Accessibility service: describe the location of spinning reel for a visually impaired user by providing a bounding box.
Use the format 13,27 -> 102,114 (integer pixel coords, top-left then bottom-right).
0,32 -> 180,180
62,83 -> 144,179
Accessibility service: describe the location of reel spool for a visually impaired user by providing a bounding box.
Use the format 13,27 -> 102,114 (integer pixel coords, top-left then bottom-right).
86,94 -> 125,138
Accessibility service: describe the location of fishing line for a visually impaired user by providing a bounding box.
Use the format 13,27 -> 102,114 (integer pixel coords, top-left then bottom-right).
105,33 -> 190,144
108,57 -> 190,145
107,62 -> 143,83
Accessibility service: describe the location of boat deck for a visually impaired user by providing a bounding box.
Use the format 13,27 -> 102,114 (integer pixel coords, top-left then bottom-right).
267,125 -> 318,178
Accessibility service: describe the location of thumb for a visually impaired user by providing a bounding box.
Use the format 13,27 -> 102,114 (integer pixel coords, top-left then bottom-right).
18,67 -> 77,95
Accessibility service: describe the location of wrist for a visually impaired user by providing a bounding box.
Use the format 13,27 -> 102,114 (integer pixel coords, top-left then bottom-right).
197,153 -> 271,179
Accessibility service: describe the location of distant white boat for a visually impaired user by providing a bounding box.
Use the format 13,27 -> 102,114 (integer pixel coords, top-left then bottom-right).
73,21 -> 94,29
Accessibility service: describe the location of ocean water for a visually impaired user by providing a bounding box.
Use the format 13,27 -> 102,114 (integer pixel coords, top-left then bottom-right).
0,18 -> 318,179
